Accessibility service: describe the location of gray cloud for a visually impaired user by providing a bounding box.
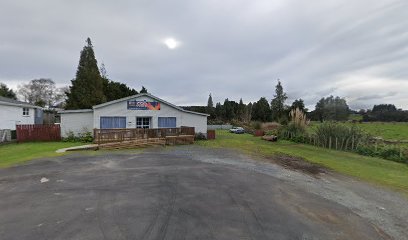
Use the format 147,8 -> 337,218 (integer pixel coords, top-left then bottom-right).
0,0 -> 407,109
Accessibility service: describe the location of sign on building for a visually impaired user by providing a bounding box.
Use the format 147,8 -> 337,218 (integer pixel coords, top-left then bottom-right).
127,100 -> 161,110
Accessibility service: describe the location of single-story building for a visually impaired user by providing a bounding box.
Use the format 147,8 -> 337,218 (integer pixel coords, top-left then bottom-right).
0,96 -> 43,130
59,93 -> 208,137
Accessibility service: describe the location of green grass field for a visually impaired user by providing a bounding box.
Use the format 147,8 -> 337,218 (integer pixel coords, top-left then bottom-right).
0,142 -> 85,168
197,130 -> 408,196
309,121 -> 408,141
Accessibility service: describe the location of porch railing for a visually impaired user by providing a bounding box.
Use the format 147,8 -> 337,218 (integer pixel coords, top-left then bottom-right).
93,127 -> 195,144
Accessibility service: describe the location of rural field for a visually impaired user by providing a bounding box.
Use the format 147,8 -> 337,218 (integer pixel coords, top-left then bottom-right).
309,121 -> 408,141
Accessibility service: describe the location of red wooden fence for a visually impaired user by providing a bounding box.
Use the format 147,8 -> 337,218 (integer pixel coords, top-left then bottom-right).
16,124 -> 61,142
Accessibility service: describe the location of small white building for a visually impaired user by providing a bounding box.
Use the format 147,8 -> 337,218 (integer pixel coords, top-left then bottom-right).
0,96 -> 43,130
59,93 -> 208,137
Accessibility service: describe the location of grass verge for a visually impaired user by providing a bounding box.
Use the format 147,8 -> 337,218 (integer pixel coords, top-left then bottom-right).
0,142 -> 86,168
197,130 -> 408,196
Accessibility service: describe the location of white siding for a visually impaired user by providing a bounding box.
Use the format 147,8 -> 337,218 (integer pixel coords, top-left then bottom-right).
93,95 -> 207,133
0,105 -> 36,130
60,112 -> 94,137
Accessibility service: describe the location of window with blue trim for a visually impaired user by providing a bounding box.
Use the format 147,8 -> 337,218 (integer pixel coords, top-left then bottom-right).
158,117 -> 176,128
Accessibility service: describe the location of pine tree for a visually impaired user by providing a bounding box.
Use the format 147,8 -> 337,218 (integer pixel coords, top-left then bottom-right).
271,80 -> 288,122
65,38 -> 106,109
207,93 -> 215,118
237,98 -> 245,121
140,86 -> 148,93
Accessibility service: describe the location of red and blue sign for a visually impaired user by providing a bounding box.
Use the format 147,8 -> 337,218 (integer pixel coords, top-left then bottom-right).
127,100 -> 161,110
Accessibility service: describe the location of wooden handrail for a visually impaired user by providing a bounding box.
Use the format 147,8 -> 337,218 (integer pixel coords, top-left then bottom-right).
93,127 -> 195,144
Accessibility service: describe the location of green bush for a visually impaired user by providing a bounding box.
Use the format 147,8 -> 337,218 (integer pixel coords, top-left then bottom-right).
314,122 -> 369,150
195,132 -> 207,140
356,145 -> 407,163
62,131 -> 93,143
252,121 -> 262,130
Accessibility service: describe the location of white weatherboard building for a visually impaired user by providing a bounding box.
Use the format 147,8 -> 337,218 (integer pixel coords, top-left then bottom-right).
59,93 -> 208,137
0,96 -> 43,130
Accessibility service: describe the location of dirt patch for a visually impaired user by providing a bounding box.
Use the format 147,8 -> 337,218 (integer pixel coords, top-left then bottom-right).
264,154 -> 326,176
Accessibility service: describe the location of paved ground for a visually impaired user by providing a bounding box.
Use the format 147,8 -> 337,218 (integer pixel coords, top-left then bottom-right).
0,145 -> 407,240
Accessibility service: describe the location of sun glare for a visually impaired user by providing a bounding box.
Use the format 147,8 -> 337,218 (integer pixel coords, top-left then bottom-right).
163,38 -> 179,49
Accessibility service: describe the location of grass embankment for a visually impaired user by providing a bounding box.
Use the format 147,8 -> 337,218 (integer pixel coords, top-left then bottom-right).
197,130 -> 408,196
0,142 -> 85,168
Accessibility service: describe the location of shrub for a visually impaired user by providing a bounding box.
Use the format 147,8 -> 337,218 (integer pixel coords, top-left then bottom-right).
252,121 -> 262,130
261,122 -> 281,131
314,122 -> 368,150
79,131 -> 93,143
195,132 -> 207,140
63,131 -> 93,143
356,144 -> 407,163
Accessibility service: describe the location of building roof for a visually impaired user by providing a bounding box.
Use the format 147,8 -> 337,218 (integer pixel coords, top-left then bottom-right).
0,96 -> 42,109
58,109 -> 93,114
92,93 -> 210,116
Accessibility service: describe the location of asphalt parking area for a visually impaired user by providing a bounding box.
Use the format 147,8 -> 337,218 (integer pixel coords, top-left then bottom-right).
0,146 -> 398,239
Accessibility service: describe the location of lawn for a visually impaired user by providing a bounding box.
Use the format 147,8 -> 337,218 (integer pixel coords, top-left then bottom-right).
350,122 -> 408,141
0,142 -> 86,168
197,130 -> 408,196
309,121 -> 408,141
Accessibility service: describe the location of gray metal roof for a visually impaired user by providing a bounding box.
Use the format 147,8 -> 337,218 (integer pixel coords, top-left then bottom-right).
58,109 -> 93,114
0,96 -> 42,109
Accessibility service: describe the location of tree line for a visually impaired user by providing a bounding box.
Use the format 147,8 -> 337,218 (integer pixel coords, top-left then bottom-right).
184,81 -> 352,124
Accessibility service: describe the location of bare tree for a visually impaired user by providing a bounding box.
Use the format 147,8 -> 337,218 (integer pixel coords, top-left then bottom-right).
18,78 -> 67,108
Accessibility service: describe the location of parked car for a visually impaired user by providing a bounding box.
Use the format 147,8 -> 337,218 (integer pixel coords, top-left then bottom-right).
229,127 -> 245,134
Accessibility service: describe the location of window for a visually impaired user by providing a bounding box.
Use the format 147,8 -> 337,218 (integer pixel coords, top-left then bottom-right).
23,108 -> 29,116
158,117 -> 176,128
100,117 -> 126,129
136,117 -> 151,128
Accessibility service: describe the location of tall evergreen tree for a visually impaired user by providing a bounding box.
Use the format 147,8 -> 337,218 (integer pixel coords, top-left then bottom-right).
271,80 -> 288,122
0,83 -> 17,100
207,93 -> 215,118
140,86 -> 148,93
65,38 -> 106,109
207,93 -> 214,108
237,98 -> 246,121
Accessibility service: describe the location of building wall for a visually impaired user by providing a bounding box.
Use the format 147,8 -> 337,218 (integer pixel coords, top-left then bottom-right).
93,95 -> 207,133
60,112 -> 94,137
0,105 -> 36,130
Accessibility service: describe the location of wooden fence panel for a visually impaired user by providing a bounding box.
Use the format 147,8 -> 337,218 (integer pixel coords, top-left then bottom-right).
16,124 -> 61,142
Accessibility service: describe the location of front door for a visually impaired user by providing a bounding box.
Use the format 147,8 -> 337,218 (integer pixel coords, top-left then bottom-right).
136,117 -> 151,129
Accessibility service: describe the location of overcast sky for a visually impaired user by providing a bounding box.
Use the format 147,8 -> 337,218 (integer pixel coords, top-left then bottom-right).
1,0 -> 407,110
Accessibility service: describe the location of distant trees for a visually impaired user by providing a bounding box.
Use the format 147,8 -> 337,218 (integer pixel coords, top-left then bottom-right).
363,104 -> 408,122
252,97 -> 272,122
270,80 -> 288,122
0,83 -> 17,100
313,96 -> 349,121
17,78 -> 65,108
291,99 -> 307,112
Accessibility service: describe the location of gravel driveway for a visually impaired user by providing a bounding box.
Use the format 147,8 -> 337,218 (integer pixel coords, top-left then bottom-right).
0,145 -> 406,239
